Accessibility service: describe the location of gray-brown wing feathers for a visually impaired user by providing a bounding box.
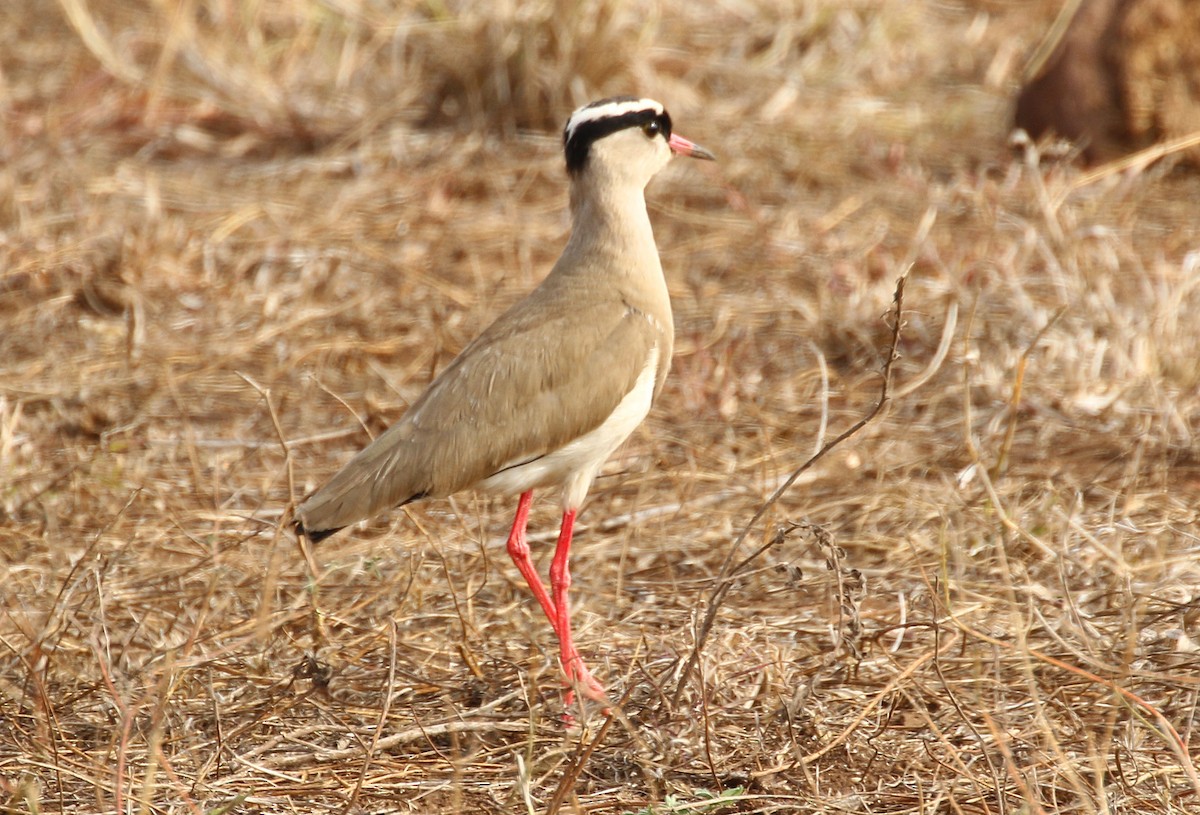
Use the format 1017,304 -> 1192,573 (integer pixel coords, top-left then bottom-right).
294,298 -> 660,538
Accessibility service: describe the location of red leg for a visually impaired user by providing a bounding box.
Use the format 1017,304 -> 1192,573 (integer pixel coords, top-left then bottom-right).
505,491 -> 557,623
549,509 -> 607,704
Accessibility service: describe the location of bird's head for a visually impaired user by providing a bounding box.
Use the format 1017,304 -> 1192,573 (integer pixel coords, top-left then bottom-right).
562,96 -> 714,188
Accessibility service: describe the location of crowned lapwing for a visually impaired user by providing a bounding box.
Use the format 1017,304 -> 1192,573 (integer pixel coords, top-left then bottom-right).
295,96 -> 714,707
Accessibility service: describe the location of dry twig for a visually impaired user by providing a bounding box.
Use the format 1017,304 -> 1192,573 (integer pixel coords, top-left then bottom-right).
672,272 -> 909,706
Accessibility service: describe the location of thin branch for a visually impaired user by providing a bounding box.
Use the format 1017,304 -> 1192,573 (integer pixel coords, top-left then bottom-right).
671,272 -> 909,707
545,682 -> 639,815
342,620 -> 399,813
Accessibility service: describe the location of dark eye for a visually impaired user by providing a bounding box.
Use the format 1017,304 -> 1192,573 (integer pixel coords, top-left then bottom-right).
642,121 -> 661,138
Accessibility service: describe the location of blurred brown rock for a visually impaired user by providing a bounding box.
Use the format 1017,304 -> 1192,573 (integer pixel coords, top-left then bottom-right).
1015,0 -> 1200,164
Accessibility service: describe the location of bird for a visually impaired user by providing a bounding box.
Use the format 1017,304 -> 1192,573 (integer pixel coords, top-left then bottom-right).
294,96 -> 714,708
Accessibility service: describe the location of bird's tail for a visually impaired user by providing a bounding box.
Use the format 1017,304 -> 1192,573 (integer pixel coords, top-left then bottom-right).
294,516 -> 343,543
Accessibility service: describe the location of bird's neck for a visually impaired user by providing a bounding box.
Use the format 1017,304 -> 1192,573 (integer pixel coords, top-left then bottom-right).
565,179 -> 662,277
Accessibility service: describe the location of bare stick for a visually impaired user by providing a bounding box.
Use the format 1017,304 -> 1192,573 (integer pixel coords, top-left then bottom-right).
671,273 -> 909,706
236,371 -> 308,641
545,683 -> 638,815
342,620 -> 399,813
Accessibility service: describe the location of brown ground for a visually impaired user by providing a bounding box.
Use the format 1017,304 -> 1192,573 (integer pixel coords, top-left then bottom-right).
2,1 -> 1199,813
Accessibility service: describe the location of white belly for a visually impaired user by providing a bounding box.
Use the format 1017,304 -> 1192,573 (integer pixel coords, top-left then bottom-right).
477,345 -> 660,510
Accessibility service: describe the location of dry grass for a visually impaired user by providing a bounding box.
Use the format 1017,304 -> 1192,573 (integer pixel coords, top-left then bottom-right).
3,0 -> 1199,812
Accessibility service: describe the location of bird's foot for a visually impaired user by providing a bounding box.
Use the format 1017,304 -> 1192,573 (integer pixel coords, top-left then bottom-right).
560,652 -> 610,719
566,662 -> 608,702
